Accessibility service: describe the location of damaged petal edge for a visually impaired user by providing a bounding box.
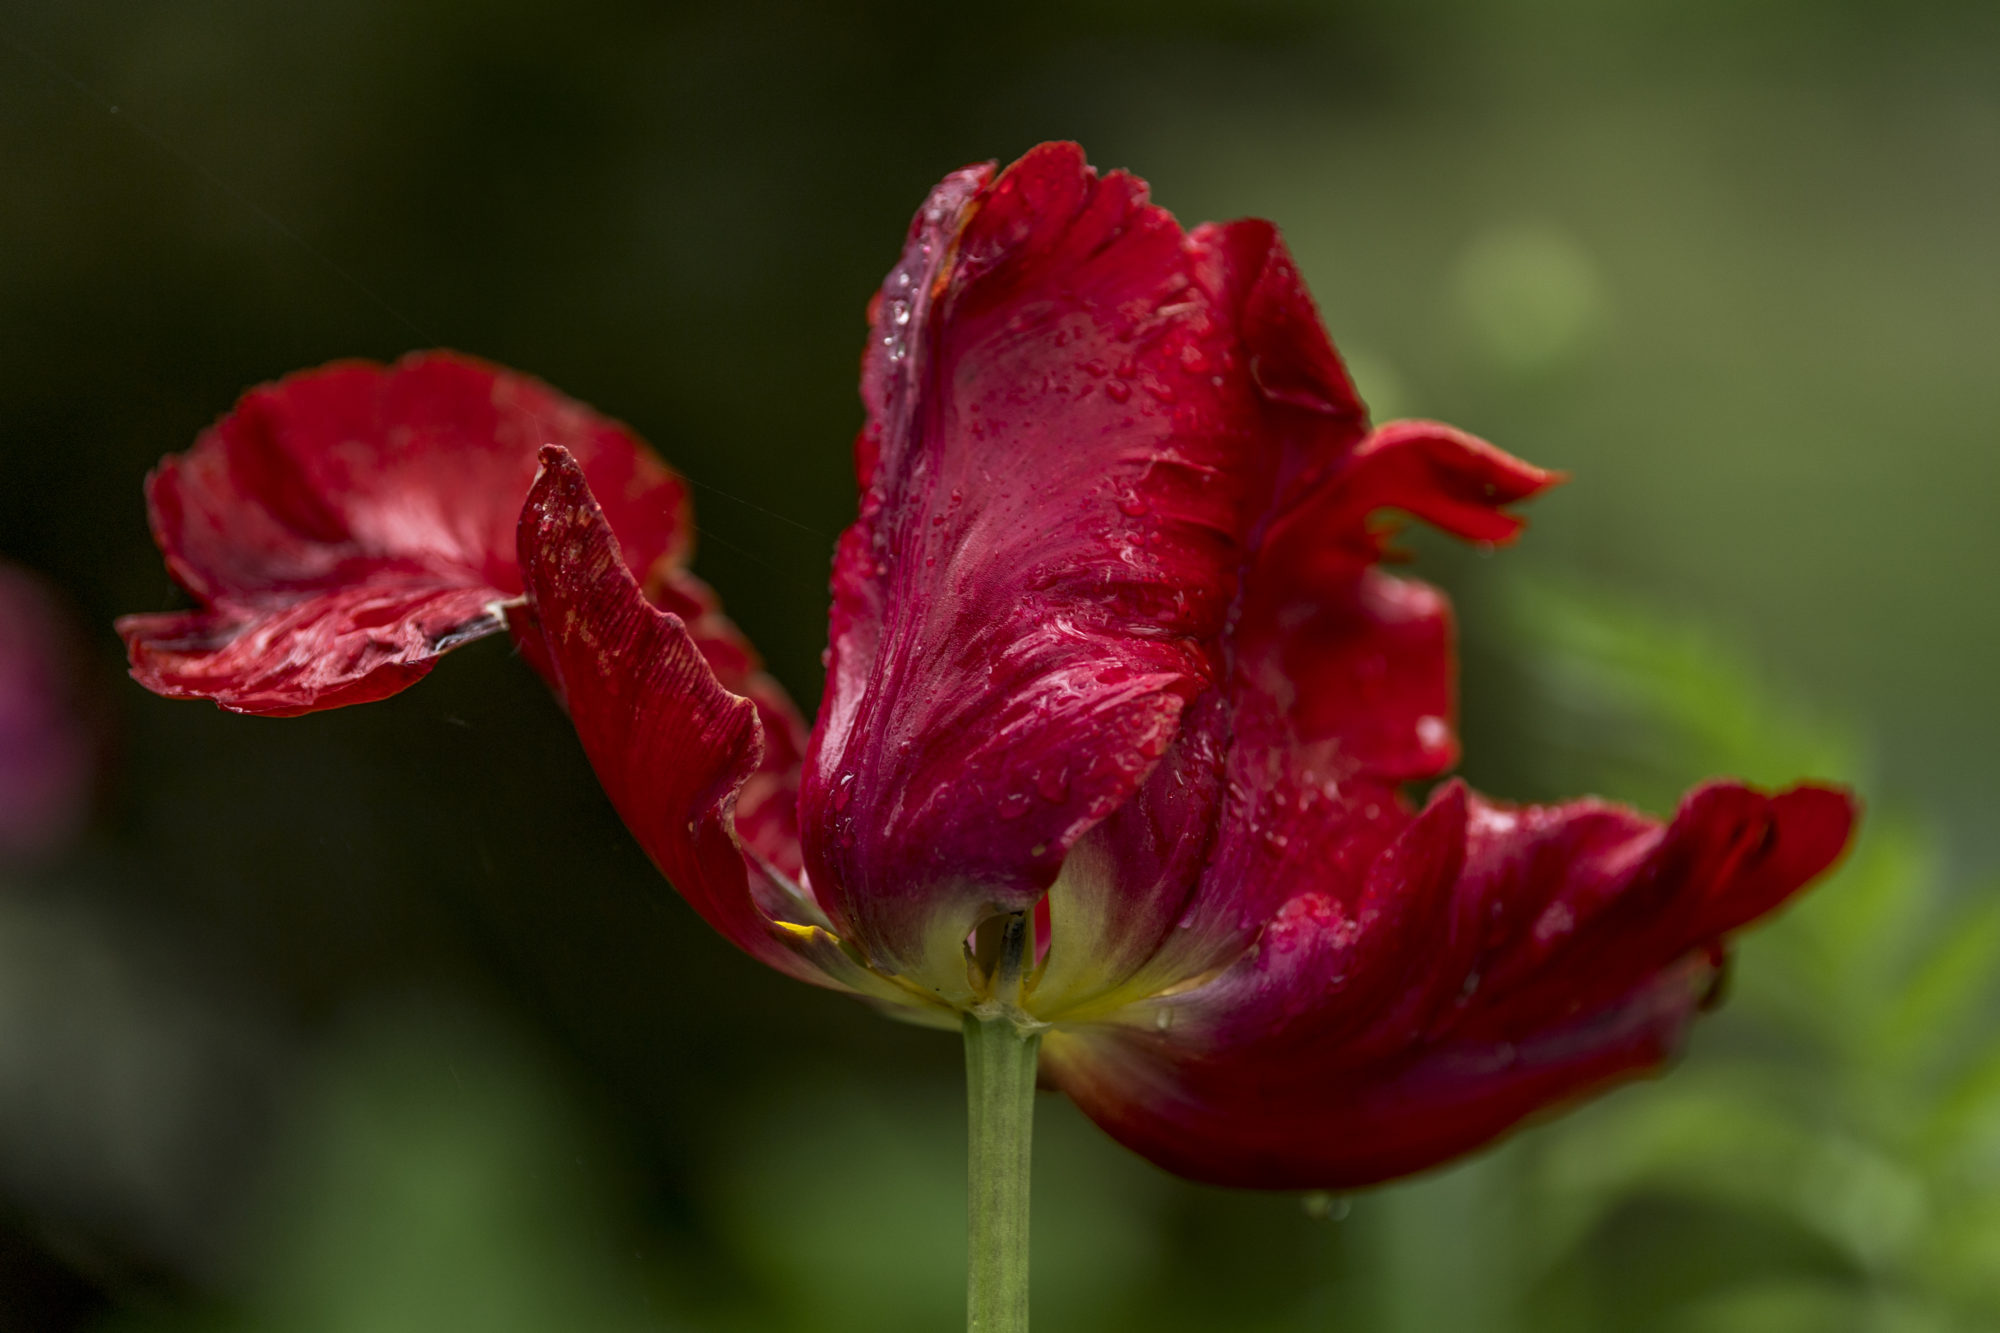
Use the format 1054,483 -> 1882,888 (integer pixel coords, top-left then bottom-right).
429,601 -> 520,653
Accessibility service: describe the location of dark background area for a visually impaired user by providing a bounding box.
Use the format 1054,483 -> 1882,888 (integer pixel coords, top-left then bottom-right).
1,2 -> 1995,1329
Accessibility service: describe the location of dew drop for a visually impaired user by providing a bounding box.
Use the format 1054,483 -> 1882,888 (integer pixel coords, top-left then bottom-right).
1104,380 -> 1132,404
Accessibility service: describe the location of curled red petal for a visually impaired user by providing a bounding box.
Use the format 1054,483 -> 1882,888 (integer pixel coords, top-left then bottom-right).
1044,781 -> 1856,1189
1243,421 -> 1564,786
118,352 -> 686,715
514,446 -> 829,985
120,582 -> 508,717
1047,950 -> 1718,1189
804,143 -> 1370,980
647,570 -> 810,881
1040,423 -> 1560,1009
1445,781 -> 1858,1038
1188,426 -> 1558,942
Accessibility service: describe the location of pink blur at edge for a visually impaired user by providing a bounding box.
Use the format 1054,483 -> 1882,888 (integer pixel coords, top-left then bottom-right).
0,563 -> 96,862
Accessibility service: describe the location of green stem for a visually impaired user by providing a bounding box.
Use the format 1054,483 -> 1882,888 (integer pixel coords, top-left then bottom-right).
964,920 -> 1041,1333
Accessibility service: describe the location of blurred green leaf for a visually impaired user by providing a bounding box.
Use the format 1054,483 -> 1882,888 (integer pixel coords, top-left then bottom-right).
1505,578 -> 1859,806
1506,578 -> 2000,1331
1874,884 -> 2000,1082
103,1009 -> 682,1333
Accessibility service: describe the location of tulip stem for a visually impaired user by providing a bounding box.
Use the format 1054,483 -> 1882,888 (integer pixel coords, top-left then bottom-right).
964,917 -> 1040,1333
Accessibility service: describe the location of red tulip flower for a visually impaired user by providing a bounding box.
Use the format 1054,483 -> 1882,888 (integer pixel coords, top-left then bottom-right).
119,142 -> 1853,1326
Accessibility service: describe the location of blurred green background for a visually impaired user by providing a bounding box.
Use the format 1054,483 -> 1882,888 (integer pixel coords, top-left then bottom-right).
1,0 -> 1995,1329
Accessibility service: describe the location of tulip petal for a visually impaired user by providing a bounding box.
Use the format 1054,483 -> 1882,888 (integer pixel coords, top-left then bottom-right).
1036,423 -> 1561,1014
119,352 -> 686,715
514,447 -> 847,988
1182,422 -> 1564,936
640,571 -> 811,882
1446,781 -> 1858,1038
118,582 -> 510,717
1043,780 -> 1856,1188
804,142 -> 1370,984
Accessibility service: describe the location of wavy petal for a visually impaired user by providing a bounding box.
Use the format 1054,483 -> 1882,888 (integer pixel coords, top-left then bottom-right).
1178,422 -> 1560,939
644,572 -> 810,881
514,447 -> 844,988
1044,780 -> 1857,1188
803,143 -> 1371,987
119,352 -> 685,715
1036,422 -> 1560,1014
